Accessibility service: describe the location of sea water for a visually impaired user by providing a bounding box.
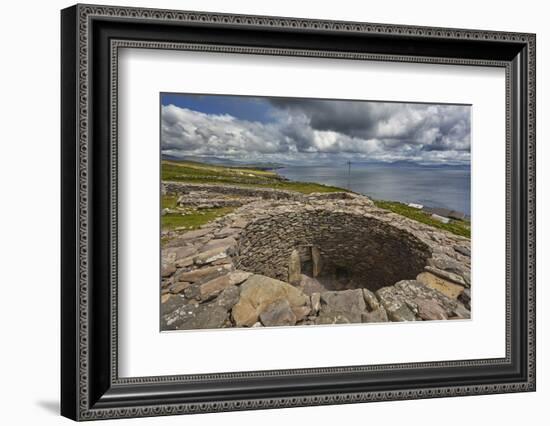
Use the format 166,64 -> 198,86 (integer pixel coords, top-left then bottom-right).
277,163 -> 470,216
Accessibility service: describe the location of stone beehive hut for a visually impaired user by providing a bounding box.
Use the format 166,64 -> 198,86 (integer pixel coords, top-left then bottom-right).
160,183 -> 471,330
236,209 -> 432,291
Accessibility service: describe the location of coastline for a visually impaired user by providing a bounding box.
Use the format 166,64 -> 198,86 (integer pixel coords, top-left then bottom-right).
276,163 -> 470,219
160,159 -> 470,239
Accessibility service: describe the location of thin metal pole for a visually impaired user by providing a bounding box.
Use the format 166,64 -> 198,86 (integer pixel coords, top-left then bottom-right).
347,161 -> 351,190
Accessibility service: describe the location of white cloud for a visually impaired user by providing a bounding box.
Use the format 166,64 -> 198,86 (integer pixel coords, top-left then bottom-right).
161,100 -> 471,165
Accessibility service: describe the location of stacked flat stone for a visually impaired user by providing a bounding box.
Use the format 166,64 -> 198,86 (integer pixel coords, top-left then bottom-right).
160,183 -> 471,330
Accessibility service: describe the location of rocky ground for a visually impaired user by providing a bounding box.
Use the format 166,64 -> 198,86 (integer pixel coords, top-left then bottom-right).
161,182 -> 471,331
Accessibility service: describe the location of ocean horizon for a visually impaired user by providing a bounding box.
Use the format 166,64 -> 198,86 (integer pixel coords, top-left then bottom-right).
277,163 -> 471,216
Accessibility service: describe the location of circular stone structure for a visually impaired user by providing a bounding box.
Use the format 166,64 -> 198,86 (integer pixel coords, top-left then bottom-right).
160,184 -> 472,330
235,210 -> 432,291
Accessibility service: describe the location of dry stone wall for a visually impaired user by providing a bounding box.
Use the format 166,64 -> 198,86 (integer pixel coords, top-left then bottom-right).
163,182 -> 356,201
235,210 -> 431,291
160,183 -> 472,330
164,182 -> 303,201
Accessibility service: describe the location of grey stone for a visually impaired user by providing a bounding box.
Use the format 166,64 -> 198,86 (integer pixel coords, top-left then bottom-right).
288,249 -> 301,285
416,272 -> 465,299
405,299 -> 419,315
362,288 -> 380,311
227,270 -> 252,286
172,245 -> 198,260
462,271 -> 471,287
292,305 -> 311,322
215,286 -> 241,310
199,274 -> 233,300
231,218 -> 249,228
427,255 -> 470,276
321,289 -> 366,313
387,303 -> 417,321
424,266 -> 468,287
162,302 -> 229,330
318,289 -> 367,323
415,298 -> 448,320
215,227 -> 241,238
260,299 -> 297,327
232,274 -> 309,327
162,181 -> 472,329
194,247 -> 230,265
178,228 -> 212,241
315,311 -> 352,325
161,250 -> 177,264
234,202 -> 436,290
211,256 -> 233,266
169,281 -> 190,294
297,274 -> 327,296
160,294 -> 185,317
311,246 -> 322,278
183,284 -> 202,301
452,303 -> 471,319
161,262 -> 176,278
376,284 -> 418,322
376,280 -> 463,321
458,288 -> 471,310
453,245 -> 471,257
362,307 -> 389,323
164,182 -> 303,202
177,264 -> 232,283
189,271 -> 244,297
202,236 -> 237,252
175,256 -> 194,268
311,293 -> 321,314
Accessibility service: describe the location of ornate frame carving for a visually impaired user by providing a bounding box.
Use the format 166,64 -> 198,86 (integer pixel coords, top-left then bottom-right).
61,4 -> 535,421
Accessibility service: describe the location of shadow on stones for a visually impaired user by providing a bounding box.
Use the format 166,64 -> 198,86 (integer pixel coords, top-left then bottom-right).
236,210 -> 432,293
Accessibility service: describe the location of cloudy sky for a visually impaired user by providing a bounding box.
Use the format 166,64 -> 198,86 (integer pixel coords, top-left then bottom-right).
160,93 -> 471,166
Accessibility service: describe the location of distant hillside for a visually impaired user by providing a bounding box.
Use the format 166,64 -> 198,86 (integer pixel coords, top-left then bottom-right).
386,160 -> 470,169
161,160 -> 346,194
161,154 -> 284,171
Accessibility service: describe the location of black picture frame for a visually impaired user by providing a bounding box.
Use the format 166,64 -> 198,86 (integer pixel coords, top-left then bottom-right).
61,4 -> 536,421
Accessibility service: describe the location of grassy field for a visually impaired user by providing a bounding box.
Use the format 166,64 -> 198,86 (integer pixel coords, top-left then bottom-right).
160,160 -> 344,240
161,160 -> 470,239
161,194 -> 178,209
162,160 -> 346,194
162,207 -> 236,231
373,200 -> 471,238
161,192 -> 236,231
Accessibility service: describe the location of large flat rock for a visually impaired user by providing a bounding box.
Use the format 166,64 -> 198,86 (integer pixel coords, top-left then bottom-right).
177,264 -> 232,283
232,274 -> 309,327
297,274 -> 328,296
316,289 -> 367,324
162,286 -> 240,330
416,271 -> 465,299
376,280 -> 468,321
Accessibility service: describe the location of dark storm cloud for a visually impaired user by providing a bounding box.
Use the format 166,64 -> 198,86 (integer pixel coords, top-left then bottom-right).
268,98 -> 386,137
268,98 -> 471,153
161,97 -> 471,165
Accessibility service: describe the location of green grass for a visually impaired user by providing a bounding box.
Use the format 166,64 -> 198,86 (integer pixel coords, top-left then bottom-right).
373,200 -> 471,238
161,195 -> 178,209
161,207 -> 236,231
162,160 -> 346,194
162,160 -> 279,181
162,160 -> 470,238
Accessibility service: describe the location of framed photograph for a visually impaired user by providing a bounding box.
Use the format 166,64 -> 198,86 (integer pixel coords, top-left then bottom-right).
61,4 -> 536,421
